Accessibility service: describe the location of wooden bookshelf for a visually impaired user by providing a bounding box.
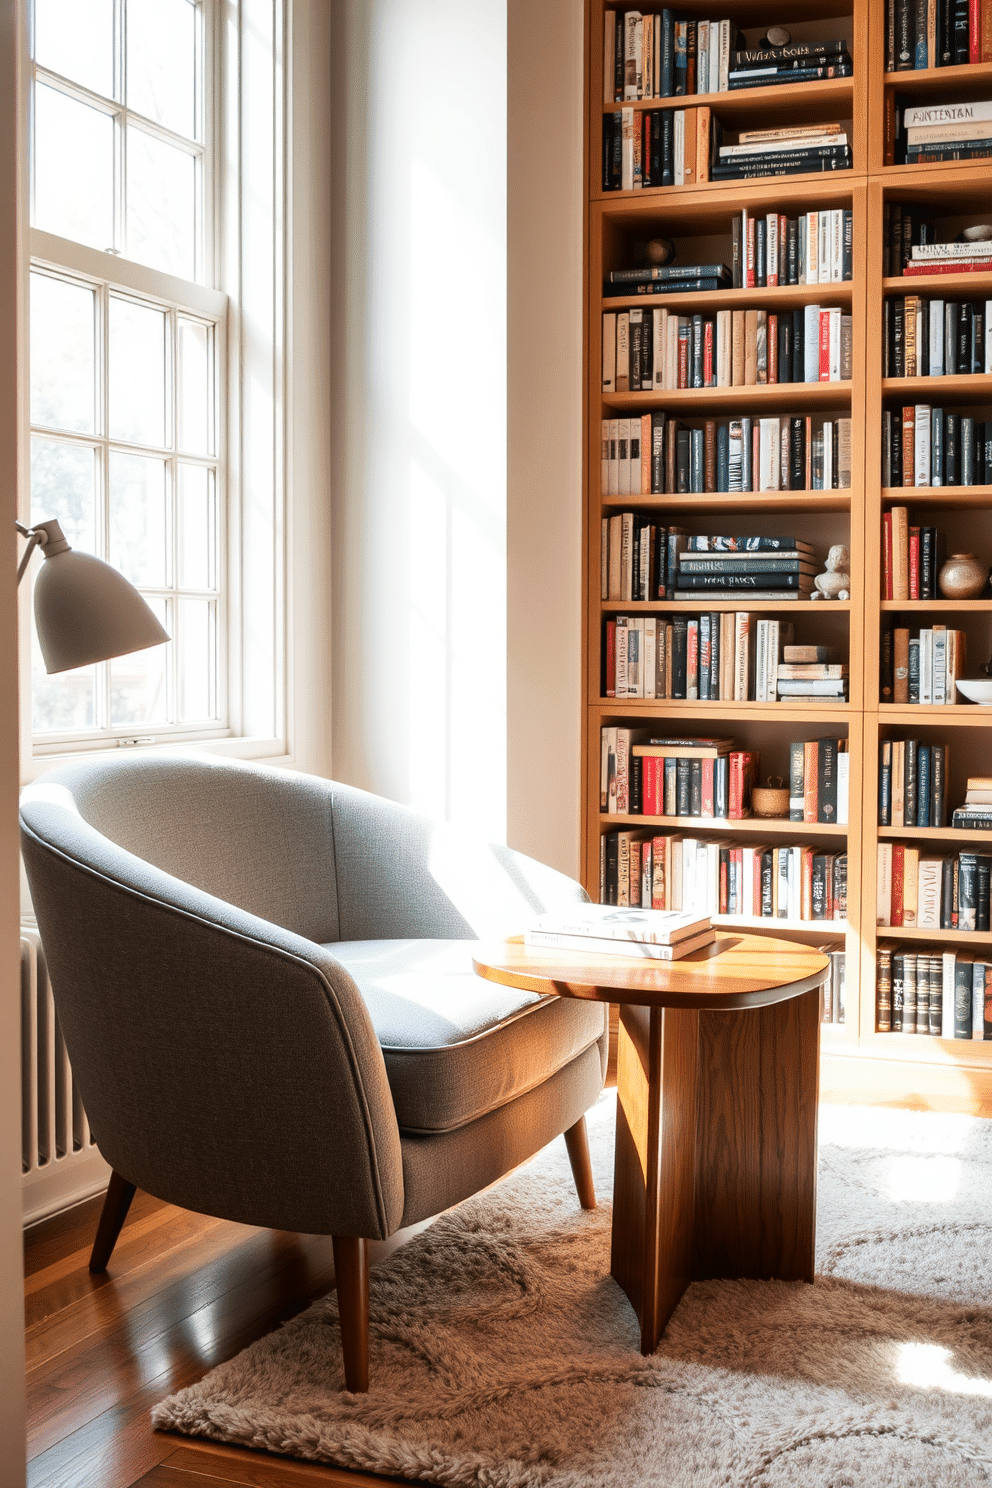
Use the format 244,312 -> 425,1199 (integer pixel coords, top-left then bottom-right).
583,0 -> 992,1106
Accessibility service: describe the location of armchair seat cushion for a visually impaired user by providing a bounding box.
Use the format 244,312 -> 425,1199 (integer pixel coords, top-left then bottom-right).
325,940 -> 607,1135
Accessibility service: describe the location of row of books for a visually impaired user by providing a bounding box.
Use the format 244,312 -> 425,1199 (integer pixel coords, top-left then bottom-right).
877,739 -> 950,827
881,509 -> 945,600
601,730 -> 757,817
600,414 -> 853,497
883,297 -> 992,378
885,219 -> 992,278
885,0 -> 992,69
602,107 -> 854,191
879,624 -> 967,705
602,305 -> 853,392
881,409 -> 992,488
604,611 -> 848,703
605,13 -> 851,99
603,262 -> 731,299
733,206 -> 853,288
877,845 -> 992,928
788,738 -> 852,822
601,829 -> 848,923
875,945 -> 991,1040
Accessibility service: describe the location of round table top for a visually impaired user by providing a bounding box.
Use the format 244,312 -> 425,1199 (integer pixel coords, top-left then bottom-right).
473,931 -> 830,1011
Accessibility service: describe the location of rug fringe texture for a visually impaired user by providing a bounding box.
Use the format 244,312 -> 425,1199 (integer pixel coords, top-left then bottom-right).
153,1095 -> 992,1486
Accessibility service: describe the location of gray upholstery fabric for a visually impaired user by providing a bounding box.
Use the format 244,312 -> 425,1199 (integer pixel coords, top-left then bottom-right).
19,753 -> 607,1245
329,939 -> 607,1134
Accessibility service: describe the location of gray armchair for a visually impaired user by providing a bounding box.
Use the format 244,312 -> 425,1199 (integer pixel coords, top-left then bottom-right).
19,754 -> 607,1391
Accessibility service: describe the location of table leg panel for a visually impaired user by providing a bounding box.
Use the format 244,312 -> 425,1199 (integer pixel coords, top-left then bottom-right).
693,987 -> 821,1284
611,1004 -> 700,1353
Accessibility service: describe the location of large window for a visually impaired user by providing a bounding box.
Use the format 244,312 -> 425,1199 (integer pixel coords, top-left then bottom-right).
28,0 -> 227,745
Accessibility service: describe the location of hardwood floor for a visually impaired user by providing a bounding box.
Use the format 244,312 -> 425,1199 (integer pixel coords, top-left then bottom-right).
24,1190 -> 410,1488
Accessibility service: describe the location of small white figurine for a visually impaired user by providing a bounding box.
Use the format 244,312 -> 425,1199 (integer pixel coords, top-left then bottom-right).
812,544 -> 851,601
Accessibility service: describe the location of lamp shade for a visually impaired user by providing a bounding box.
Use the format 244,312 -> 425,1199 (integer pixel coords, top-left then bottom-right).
31,522 -> 170,674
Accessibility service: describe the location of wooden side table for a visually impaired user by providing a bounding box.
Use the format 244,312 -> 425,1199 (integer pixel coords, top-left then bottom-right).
473,932 -> 830,1354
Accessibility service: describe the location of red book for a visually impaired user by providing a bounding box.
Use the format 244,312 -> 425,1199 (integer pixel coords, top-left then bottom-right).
971,0 -> 980,61
778,215 -> 788,281
641,756 -> 655,816
703,321 -> 714,386
882,510 -> 893,599
903,259 -> 992,275
902,407 -> 915,486
701,757 -> 714,817
686,620 -> 699,698
891,844 -> 905,927
651,836 -> 667,909
819,310 -> 831,382
909,526 -> 921,599
745,215 -> 756,288
728,750 -> 758,820
605,620 -> 616,697
768,314 -> 778,383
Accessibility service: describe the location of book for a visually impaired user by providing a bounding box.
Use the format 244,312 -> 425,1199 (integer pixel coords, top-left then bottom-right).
527,903 -> 712,944
523,926 -> 716,959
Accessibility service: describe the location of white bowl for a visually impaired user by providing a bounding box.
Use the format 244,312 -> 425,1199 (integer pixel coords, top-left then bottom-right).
956,678 -> 992,705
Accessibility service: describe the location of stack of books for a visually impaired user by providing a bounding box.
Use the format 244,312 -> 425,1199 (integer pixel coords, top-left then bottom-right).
777,657 -> 849,702
883,296 -> 992,376
727,39 -> 851,91
904,240 -> 992,278
876,943 -> 991,1040
902,100 -> 992,164
877,739 -> 950,827
524,904 -> 715,961
712,123 -> 852,181
952,777 -> 992,830
675,536 -> 817,599
885,0 -> 992,69
881,408 -> 992,487
603,263 -> 731,299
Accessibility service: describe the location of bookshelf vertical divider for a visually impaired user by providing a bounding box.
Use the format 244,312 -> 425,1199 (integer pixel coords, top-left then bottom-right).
582,0 -> 992,1106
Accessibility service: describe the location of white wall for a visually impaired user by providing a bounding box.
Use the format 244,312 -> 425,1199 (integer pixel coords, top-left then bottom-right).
0,0 -> 29,1476
330,0 -> 508,839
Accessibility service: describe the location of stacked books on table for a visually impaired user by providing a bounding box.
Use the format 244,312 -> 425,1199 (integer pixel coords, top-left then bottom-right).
727,39 -> 852,91
524,904 -> 715,960
952,777 -> 992,830
675,536 -> 817,599
712,123 -> 852,181
903,240 -> 992,278
902,100 -> 992,164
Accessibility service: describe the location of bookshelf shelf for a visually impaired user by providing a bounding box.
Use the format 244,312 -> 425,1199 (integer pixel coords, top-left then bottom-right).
880,485 -> 992,507
592,167 -> 866,206
600,813 -> 849,837
603,281 -> 856,313
604,382 -> 853,413
880,706 -> 992,724
880,374 -> 992,397
882,272 -> 992,295
878,826 -> 992,843
596,698 -> 853,723
600,599 -> 853,613
880,926 -> 992,946
601,492 -> 853,513
879,598 -> 992,610
600,75 -> 856,119
883,59 -> 992,95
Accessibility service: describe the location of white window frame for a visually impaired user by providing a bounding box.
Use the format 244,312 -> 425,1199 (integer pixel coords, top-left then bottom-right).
19,0 -> 291,777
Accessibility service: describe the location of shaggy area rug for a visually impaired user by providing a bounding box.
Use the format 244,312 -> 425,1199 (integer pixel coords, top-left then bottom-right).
154,1093 -> 992,1486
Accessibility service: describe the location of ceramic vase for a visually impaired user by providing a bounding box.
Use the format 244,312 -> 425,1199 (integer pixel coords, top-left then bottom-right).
938,554 -> 987,600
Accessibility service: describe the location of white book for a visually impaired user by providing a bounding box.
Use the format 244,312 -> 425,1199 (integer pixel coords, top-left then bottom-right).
733,612 -> 750,701
807,212 -> 819,283
915,404 -> 931,486
524,927 -> 716,959
933,626 -> 947,705
804,304 -> 820,382
709,22 -> 720,93
602,312 -> 616,392
837,751 -> 849,825
697,20 -> 709,93
529,903 -> 711,944
601,425 -> 610,500
652,308 -> 666,386
911,240 -> 992,259
919,629 -> 933,705
831,208 -> 843,282
720,133 -> 845,157
758,418 -> 781,491
904,100 -> 992,128
673,110 -> 685,186
716,309 -> 731,386
877,842 -> 893,926
643,618 -> 656,699
829,306 -> 842,381
608,417 -> 620,496
623,13 -> 641,99
718,18 -> 730,92
621,107 -> 635,189
614,617 -> 629,696
942,951 -> 956,1040
818,211 -> 830,284
917,858 -> 944,928
741,846 -> 756,917
754,619 -> 769,702
929,300 -> 944,376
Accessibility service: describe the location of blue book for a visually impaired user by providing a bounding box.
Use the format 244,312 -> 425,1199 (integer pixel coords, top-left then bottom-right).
917,744 -> 932,829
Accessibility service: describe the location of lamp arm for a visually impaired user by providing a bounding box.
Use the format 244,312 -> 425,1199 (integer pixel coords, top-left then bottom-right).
15,522 -> 48,585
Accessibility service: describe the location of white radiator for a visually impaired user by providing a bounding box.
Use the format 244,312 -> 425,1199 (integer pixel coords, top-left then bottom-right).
20,927 -> 109,1226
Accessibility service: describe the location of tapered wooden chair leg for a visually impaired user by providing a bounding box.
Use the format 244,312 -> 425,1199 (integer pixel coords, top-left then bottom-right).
564,1115 -> 597,1209
89,1170 -> 137,1272
332,1234 -> 370,1392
